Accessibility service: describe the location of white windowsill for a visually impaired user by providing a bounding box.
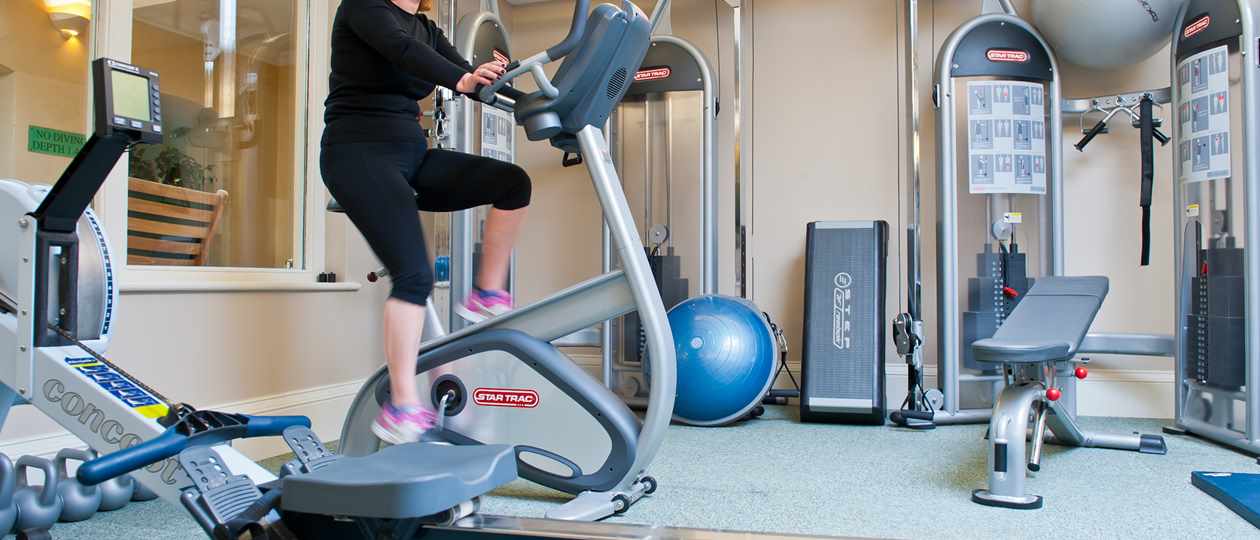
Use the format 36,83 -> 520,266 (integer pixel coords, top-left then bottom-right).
120,281 -> 362,294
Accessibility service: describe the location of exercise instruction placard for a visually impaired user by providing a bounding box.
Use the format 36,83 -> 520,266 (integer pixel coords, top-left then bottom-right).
1178,45 -> 1231,184
481,105 -> 514,163
966,81 -> 1047,194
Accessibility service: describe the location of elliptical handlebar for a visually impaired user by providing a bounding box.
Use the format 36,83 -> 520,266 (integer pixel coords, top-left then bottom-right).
478,0 -> 597,105
546,0 -> 591,59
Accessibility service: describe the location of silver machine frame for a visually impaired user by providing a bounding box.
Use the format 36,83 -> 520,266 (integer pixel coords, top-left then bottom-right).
930,7 -> 1063,426
600,0 -> 719,400
1165,0 -> 1260,456
339,0 -> 679,522
904,0 -> 1175,428
918,1 -> 1171,508
0,200 -> 276,501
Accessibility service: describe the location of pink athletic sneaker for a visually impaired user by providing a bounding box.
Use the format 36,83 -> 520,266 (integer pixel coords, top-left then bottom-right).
372,403 -> 436,445
455,288 -> 513,322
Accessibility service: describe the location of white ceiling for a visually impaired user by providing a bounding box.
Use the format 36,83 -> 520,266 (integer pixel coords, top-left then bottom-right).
133,0 -> 295,65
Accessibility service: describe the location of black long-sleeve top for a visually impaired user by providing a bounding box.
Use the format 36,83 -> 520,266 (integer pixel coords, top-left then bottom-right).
323,0 -> 476,144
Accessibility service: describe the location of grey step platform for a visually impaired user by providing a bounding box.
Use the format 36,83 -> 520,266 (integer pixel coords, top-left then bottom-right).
280,442 -> 517,520
972,276 -> 1108,364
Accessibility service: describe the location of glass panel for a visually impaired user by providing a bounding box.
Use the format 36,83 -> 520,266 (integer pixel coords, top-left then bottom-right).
129,0 -> 306,268
0,0 -> 94,185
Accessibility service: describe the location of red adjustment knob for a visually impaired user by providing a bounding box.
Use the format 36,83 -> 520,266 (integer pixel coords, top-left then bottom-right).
367,272 -> 380,283
1074,366 -> 1088,380
1002,286 -> 1019,298
1045,387 -> 1062,401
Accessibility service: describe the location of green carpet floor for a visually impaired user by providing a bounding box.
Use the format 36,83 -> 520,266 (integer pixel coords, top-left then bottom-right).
34,407 -> 1258,539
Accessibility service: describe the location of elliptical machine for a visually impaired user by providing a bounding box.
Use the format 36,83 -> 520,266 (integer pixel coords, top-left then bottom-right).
334,0 -> 673,522
69,0 -> 676,536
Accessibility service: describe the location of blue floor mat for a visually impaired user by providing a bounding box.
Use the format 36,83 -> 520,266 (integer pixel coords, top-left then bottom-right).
1192,471 -> 1260,529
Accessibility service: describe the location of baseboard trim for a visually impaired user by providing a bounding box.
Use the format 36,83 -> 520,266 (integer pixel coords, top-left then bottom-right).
578,353 -> 1176,417
881,362 -> 1175,383
0,431 -> 81,462
878,363 -> 1174,419
0,378 -> 369,460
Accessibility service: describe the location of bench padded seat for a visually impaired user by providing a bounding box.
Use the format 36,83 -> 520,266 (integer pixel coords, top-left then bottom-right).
972,276 -> 1108,364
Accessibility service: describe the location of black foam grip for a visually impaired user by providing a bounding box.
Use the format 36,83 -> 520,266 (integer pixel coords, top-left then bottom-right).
1141,206 -> 1152,267
1139,95 -> 1155,267
899,410 -> 934,421
1075,119 -> 1107,151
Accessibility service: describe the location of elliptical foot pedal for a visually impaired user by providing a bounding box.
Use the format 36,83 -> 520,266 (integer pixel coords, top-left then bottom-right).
970,489 -> 1043,510
282,426 -> 341,476
1138,434 -> 1168,455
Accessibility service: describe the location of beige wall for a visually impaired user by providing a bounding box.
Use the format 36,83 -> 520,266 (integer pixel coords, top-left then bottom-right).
0,0 -> 91,185
745,0 -> 902,380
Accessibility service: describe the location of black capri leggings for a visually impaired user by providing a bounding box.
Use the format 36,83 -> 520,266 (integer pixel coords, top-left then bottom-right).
320,141 -> 532,305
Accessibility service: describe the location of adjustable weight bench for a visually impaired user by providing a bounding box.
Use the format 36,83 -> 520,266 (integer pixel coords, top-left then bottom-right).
969,276 -> 1167,509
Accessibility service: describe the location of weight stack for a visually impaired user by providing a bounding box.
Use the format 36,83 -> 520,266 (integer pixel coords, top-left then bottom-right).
962,244 -> 1032,371
800,221 -> 888,424
620,246 -> 690,364
1189,245 -> 1246,390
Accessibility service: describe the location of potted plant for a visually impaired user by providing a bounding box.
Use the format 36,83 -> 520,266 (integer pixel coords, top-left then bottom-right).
127,126 -> 217,192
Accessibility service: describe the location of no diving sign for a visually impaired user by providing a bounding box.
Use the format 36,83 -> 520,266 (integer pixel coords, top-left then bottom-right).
28,125 -> 86,158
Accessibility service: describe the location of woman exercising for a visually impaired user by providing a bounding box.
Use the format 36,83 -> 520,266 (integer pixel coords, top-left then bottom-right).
321,0 -> 530,444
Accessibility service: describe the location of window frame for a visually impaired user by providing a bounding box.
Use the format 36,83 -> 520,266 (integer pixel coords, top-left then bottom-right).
92,0 -> 342,292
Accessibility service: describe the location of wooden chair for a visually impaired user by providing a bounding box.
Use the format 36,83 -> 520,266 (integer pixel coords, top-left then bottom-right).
126,178 -> 229,266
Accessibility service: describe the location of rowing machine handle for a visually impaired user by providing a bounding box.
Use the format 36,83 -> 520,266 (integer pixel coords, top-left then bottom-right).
78,412 -> 309,486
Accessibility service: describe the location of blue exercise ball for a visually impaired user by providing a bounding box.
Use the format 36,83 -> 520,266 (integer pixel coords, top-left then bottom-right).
668,295 -> 777,426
